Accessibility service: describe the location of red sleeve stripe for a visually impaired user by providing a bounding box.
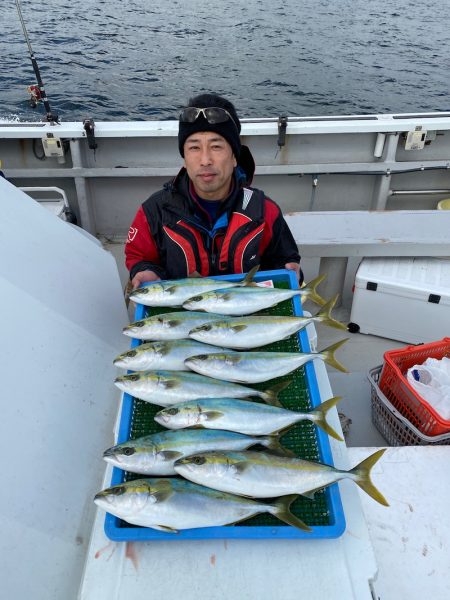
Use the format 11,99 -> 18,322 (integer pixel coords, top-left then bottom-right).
259,198 -> 280,254
177,221 -> 210,276
234,224 -> 264,273
219,211 -> 252,269
163,226 -> 196,275
125,205 -> 161,272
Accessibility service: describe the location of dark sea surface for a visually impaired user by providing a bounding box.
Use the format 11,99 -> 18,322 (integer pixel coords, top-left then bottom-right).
2,0 -> 450,122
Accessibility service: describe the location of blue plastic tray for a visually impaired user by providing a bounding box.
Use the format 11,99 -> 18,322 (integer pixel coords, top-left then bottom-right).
104,269 -> 346,540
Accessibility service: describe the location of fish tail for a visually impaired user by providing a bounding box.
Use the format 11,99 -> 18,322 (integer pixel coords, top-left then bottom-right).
270,494 -> 312,532
321,338 -> 349,373
302,274 -> 327,306
240,265 -> 260,286
315,295 -> 348,331
260,433 -> 296,457
309,396 -> 343,441
259,379 -> 292,406
349,448 -> 389,506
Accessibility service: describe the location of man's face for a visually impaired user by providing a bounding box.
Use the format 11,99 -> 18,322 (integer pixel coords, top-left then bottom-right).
183,131 -> 237,201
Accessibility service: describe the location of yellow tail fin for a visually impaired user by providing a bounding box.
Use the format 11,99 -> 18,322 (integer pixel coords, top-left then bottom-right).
301,274 -> 327,306
315,295 -> 348,331
320,338 -> 349,373
240,265 -> 260,286
260,379 -> 292,406
271,494 -> 312,532
350,448 -> 389,506
309,396 -> 344,441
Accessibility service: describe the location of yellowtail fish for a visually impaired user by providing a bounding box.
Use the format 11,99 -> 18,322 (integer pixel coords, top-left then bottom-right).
174,449 -> 389,505
128,266 -> 259,307
94,478 -> 311,532
184,339 -> 349,384
188,294 -> 346,349
114,370 -> 290,406
123,311 -> 229,341
113,339 -> 229,371
103,429 -> 289,476
182,274 -> 327,315
154,396 -> 343,441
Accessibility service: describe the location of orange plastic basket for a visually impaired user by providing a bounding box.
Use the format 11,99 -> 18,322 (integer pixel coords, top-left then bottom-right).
379,338 -> 450,436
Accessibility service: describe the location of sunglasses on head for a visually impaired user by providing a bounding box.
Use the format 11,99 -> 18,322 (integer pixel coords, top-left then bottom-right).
179,106 -> 238,129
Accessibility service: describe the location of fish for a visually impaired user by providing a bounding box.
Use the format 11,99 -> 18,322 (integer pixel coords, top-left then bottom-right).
122,311 -> 230,341
113,339 -> 229,371
103,429 -> 290,476
184,339 -> 349,384
154,396 -> 343,441
128,266 -> 259,307
174,449 -> 389,505
188,294 -> 346,349
94,477 -> 311,532
182,274 -> 327,315
114,370 -> 290,406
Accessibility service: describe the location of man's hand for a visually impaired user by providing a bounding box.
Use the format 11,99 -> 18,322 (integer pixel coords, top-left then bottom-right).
285,262 -> 301,279
131,270 -> 161,290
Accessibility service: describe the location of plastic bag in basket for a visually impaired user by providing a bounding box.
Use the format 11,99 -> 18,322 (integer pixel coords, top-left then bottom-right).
407,357 -> 450,419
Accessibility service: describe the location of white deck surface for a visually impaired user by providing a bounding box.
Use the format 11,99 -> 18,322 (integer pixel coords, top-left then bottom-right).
350,446 -> 450,600
79,362 -> 450,600
79,362 -> 380,600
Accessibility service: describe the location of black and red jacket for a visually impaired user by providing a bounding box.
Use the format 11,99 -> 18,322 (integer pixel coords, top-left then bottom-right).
125,168 -> 300,280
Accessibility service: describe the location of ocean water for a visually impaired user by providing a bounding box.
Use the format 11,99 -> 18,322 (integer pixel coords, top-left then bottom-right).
2,0 -> 450,122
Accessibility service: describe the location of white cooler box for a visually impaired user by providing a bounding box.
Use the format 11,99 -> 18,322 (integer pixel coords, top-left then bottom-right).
349,257 -> 450,344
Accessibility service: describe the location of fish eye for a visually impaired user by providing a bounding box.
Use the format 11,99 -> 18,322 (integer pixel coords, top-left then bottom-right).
167,408 -> 179,415
195,354 -> 208,360
201,325 -> 212,331
128,374 -> 139,381
190,295 -> 203,302
126,350 -> 137,357
157,317 -> 164,323
135,321 -> 145,328
193,456 -> 206,465
122,447 -> 135,456
113,486 -> 126,495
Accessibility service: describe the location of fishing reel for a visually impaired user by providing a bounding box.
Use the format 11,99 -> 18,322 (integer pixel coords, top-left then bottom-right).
27,84 -> 42,108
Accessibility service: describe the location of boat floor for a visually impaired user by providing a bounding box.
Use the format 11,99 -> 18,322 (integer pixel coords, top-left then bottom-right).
104,240 -> 404,448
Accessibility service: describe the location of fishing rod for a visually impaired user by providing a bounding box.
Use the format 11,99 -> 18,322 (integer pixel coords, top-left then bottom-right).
15,0 -> 59,123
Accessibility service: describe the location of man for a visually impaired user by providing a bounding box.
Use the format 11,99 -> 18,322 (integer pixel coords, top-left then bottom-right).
125,93 -> 301,288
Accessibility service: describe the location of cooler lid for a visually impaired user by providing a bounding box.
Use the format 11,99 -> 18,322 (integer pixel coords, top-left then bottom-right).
354,257 -> 450,303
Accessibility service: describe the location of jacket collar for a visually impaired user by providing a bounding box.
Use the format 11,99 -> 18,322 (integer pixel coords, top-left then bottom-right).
166,168 -> 243,218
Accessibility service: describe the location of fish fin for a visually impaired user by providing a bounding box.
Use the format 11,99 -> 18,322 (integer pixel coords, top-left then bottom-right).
260,379 -> 292,406
309,396 -> 344,441
152,524 -> 178,533
204,410 -> 224,421
301,274 -> 327,307
164,286 -> 178,295
315,295 -> 348,331
239,265 -> 260,286
157,450 -> 184,461
161,379 -> 179,389
301,490 -> 317,500
166,319 -> 182,328
232,461 -> 250,475
231,324 -> 248,333
320,338 -> 349,373
259,434 -> 295,457
350,448 -> 389,506
152,490 -> 174,503
271,495 -> 312,532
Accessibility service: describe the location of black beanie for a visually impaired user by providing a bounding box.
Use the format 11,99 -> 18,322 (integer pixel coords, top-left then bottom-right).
178,93 -> 242,159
